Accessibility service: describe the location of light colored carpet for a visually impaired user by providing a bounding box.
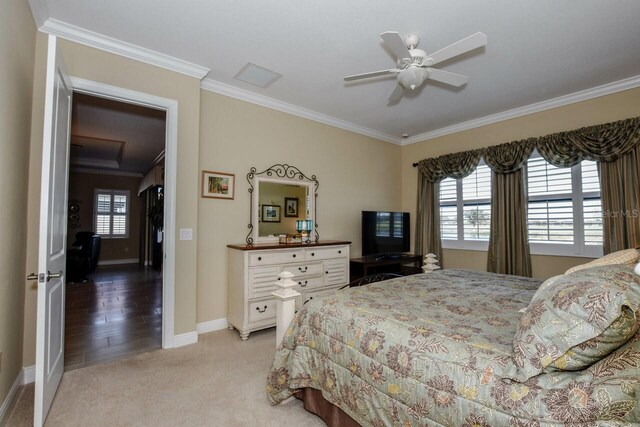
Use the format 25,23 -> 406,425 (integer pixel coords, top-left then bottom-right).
5,328 -> 326,426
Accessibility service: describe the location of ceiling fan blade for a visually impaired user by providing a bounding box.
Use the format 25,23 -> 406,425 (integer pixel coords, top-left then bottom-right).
424,32 -> 487,66
344,69 -> 400,81
387,83 -> 404,104
380,32 -> 412,62
426,68 -> 468,87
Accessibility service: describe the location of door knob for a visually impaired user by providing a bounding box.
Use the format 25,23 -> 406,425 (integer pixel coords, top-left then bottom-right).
46,271 -> 63,281
26,273 -> 39,281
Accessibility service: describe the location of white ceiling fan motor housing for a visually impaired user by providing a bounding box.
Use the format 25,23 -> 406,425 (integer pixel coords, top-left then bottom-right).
405,34 -> 420,49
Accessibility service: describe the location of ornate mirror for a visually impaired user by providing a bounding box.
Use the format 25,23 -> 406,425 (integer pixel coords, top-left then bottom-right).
246,164 -> 318,244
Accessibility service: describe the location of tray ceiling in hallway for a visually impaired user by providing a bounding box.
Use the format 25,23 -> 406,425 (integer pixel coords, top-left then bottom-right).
71,93 -> 166,175
36,0 -> 640,142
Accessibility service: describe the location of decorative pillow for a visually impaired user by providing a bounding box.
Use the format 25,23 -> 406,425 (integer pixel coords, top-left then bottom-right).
535,274 -> 563,293
565,248 -> 638,275
504,264 -> 640,382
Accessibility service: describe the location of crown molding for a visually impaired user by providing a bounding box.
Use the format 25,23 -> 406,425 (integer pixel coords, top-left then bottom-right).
27,0 -> 49,27
403,74 -> 640,146
39,18 -> 210,79
201,78 -> 401,144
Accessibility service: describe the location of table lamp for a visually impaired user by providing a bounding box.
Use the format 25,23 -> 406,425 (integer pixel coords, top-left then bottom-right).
296,219 -> 313,243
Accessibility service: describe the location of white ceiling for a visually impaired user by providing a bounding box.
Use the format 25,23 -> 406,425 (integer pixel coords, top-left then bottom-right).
36,1 -> 640,144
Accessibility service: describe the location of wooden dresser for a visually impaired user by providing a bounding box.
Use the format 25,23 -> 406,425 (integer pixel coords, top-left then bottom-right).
227,240 -> 351,340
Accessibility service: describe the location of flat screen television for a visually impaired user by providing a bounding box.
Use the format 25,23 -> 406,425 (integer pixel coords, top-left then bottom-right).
362,211 -> 410,257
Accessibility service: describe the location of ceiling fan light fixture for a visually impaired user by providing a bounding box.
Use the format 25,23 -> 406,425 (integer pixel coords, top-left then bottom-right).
345,30 -> 487,103
398,67 -> 426,90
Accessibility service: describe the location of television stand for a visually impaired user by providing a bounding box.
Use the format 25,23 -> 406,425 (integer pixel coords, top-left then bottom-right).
349,254 -> 423,281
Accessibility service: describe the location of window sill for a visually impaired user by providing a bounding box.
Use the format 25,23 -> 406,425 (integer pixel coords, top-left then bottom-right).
442,240 -> 602,258
442,240 -> 489,251
530,242 -> 602,258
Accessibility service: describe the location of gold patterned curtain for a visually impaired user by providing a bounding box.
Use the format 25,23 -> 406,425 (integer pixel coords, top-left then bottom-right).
415,150 -> 482,261
486,168 -> 532,276
415,174 -> 441,260
483,140 -> 534,277
414,116 -> 640,268
599,144 -> 640,253
536,117 -> 640,167
417,149 -> 482,182
536,118 -> 640,254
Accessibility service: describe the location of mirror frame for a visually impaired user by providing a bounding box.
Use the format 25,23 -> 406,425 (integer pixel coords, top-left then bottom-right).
246,164 -> 319,245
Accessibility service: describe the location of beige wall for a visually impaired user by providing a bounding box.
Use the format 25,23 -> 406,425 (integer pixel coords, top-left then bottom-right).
23,34 -> 201,366
401,87 -> 640,279
67,172 -> 142,261
196,91 -> 402,323
0,0 -> 35,409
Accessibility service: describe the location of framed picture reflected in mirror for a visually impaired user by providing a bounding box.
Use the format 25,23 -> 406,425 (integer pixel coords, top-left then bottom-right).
284,197 -> 298,217
261,204 -> 281,223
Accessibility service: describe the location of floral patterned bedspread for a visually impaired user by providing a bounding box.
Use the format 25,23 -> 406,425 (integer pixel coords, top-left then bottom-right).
266,270 -> 640,426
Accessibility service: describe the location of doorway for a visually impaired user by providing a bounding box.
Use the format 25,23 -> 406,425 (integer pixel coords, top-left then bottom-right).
64,92 -> 167,369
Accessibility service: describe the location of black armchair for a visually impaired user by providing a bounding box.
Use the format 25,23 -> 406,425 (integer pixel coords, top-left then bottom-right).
66,232 -> 101,282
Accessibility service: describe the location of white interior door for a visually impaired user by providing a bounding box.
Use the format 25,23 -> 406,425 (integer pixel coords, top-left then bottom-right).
34,35 -> 72,427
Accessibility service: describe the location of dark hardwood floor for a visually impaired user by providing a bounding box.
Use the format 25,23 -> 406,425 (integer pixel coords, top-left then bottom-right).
65,264 -> 162,370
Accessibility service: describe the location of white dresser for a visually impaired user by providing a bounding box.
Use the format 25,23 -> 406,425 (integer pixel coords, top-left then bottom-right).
227,241 -> 350,340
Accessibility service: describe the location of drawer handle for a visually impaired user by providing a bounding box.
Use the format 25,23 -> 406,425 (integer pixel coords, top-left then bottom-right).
325,271 -> 329,274
298,266 -> 308,272
292,254 -> 296,258
311,252 -> 315,256
258,256 -> 262,261
256,305 -> 268,313
338,250 -> 342,254
299,280 -> 308,287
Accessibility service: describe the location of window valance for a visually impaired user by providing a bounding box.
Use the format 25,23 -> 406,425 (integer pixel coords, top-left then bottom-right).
416,117 -> 640,182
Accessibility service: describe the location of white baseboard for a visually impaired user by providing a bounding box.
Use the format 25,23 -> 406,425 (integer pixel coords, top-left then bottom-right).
0,369 -> 24,424
172,331 -> 198,348
196,318 -> 228,334
22,366 -> 35,385
98,258 -> 139,266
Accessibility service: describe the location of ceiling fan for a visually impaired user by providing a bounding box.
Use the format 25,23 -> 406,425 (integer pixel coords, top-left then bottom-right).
344,31 -> 487,104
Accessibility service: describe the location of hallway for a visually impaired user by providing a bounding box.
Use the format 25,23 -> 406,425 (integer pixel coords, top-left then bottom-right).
64,265 -> 162,370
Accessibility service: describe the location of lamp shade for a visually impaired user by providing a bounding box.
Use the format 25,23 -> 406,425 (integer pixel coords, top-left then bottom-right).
296,219 -> 313,232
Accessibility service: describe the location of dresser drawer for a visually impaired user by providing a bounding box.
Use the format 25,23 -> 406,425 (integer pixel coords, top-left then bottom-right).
249,266 -> 279,299
249,299 -> 277,323
306,246 -> 347,261
294,276 -> 323,290
287,262 -> 323,278
248,249 -> 303,266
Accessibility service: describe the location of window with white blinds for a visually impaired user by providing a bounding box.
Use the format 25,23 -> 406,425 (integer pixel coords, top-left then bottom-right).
439,164 -> 492,249
94,189 -> 129,238
527,153 -> 602,257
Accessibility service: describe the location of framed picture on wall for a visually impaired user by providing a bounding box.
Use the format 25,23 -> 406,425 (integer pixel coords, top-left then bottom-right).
202,170 -> 235,199
284,197 -> 299,217
262,204 -> 281,223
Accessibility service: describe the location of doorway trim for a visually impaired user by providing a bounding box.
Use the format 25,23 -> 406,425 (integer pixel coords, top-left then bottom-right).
70,77 -> 177,349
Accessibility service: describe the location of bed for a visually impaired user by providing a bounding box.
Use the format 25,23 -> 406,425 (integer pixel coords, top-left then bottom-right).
266,268 -> 640,426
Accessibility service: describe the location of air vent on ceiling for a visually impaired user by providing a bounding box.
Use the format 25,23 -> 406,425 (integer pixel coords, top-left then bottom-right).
234,63 -> 282,88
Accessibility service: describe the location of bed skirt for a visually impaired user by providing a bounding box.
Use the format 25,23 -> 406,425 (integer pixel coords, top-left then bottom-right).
294,388 -> 361,427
